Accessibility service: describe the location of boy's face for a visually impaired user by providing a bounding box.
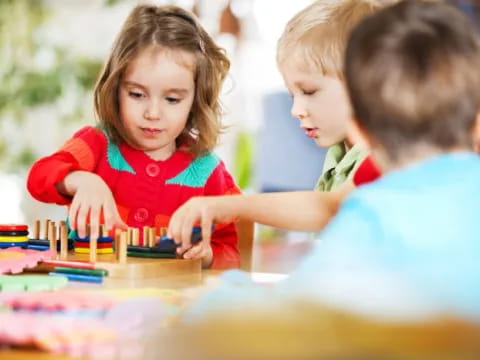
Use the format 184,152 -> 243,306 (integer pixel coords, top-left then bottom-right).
280,58 -> 351,148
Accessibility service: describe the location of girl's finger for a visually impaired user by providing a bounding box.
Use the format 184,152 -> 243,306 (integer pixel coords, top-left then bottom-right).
76,204 -> 89,238
201,215 -> 213,245
69,198 -> 80,231
104,202 -> 127,232
183,243 -> 203,259
89,204 -> 101,241
167,206 -> 183,242
178,209 -> 198,253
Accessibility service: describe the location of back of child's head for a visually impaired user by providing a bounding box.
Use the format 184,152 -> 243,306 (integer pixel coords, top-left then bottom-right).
94,4 -> 230,156
277,0 -> 392,78
345,0 -> 480,163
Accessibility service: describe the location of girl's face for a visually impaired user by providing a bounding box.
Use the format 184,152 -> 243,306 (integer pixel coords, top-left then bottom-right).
119,46 -> 195,160
279,57 -> 351,148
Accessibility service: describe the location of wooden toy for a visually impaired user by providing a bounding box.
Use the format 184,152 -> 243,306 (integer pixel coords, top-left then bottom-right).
0,224 -> 30,248
126,226 -> 204,255
29,219 -> 201,279
26,219 -> 73,252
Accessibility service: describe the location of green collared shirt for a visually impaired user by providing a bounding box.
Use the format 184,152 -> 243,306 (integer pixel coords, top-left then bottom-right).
315,143 -> 368,192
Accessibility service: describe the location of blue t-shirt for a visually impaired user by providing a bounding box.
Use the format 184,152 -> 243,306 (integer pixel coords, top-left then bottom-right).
288,152 -> 480,319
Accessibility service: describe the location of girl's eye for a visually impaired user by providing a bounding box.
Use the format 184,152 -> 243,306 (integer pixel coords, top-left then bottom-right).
128,91 -> 145,99
303,89 -> 317,96
166,97 -> 180,104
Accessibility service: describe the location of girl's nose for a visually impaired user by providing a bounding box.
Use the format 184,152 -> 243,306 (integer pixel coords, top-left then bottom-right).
144,101 -> 161,120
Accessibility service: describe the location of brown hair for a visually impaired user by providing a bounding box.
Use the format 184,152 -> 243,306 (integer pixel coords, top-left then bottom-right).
345,0 -> 480,162
94,4 -> 230,157
277,0 -> 391,78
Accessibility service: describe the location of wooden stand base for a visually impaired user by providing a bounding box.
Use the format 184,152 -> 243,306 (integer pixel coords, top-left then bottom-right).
34,251 -> 202,280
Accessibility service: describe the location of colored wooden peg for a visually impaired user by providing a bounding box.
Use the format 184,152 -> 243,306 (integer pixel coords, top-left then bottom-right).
127,228 -> 133,246
33,220 -> 40,239
142,226 -> 149,247
149,227 -> 156,247
89,234 -> 97,263
42,259 -> 95,269
44,219 -> 50,240
132,228 -> 139,246
48,221 -> 57,258
60,222 -> 68,260
119,232 -> 127,264
114,229 -> 122,261
160,227 -> 167,237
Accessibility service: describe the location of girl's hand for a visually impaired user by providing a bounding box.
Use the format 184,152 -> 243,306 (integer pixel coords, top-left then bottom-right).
60,171 -> 127,241
178,241 -> 213,268
167,196 -> 234,253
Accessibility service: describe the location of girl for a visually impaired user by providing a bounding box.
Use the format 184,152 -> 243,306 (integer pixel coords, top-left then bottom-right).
27,4 -> 241,269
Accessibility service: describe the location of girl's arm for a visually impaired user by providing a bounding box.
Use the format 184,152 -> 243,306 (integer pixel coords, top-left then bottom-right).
27,126 -> 126,240
27,126 -> 104,204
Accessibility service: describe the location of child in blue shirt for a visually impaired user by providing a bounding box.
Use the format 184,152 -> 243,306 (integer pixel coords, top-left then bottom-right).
287,0 -> 480,319
186,0 -> 480,322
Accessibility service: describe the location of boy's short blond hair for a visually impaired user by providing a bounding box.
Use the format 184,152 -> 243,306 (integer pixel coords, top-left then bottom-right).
277,0 -> 393,78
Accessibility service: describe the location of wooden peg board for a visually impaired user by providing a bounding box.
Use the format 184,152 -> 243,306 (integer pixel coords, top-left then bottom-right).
70,252 -> 201,279
30,220 -> 202,280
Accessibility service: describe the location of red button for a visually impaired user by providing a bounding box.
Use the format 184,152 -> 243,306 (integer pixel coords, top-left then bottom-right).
134,208 -> 149,223
146,163 -> 160,177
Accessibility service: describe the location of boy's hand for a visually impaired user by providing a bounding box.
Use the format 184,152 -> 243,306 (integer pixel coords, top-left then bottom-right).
62,171 -> 127,241
178,241 -> 213,268
167,196 -> 234,253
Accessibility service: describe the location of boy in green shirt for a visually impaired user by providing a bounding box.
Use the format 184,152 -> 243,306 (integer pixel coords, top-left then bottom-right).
169,0 -> 389,252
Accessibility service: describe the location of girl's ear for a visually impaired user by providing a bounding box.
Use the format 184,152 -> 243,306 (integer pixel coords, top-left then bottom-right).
473,112 -> 480,154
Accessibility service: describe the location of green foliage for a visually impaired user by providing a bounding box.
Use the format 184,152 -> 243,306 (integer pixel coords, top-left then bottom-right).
0,0 -> 103,172
0,59 -> 102,116
74,58 -> 103,90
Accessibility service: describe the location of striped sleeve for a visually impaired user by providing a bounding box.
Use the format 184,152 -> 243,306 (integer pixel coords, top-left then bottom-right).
27,126 -> 106,205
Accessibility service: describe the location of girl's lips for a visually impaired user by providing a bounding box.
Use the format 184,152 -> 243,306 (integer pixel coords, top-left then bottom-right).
141,127 -> 163,136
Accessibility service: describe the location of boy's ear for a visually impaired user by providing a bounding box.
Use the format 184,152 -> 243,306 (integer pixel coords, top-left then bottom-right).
347,117 -> 371,150
473,112 -> 480,154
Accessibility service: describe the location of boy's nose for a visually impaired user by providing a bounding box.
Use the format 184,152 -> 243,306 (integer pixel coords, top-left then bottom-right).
291,99 -> 307,120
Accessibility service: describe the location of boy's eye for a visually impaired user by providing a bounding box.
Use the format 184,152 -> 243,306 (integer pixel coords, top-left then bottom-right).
166,97 -> 180,104
128,91 -> 145,99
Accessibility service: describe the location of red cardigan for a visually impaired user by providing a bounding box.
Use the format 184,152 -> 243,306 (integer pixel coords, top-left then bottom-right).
27,126 -> 241,269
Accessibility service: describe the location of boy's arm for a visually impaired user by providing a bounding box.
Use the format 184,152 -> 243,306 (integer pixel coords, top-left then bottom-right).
179,158 -> 242,269
168,180 -> 355,246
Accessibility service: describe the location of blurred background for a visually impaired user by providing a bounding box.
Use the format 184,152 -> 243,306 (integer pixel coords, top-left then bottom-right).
1,0 -> 479,272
